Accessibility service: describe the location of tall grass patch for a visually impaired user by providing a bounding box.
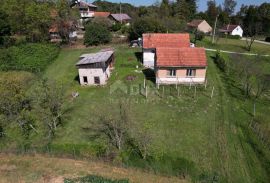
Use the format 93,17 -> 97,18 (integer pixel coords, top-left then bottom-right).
0,43 -> 59,72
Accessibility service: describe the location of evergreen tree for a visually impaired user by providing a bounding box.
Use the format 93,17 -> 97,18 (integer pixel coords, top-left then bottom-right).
223,0 -> 237,16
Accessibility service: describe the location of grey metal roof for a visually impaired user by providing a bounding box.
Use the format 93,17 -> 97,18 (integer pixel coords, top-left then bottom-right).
76,51 -> 114,66
110,14 -> 131,22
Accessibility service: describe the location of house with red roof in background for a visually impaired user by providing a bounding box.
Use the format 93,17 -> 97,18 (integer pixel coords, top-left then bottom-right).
187,19 -> 212,34
219,24 -> 243,37
142,33 -> 207,85
94,12 -> 111,18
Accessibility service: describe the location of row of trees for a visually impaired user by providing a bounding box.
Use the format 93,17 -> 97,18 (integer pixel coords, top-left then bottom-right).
0,73 -> 66,146
214,51 -> 270,99
0,0 -> 79,46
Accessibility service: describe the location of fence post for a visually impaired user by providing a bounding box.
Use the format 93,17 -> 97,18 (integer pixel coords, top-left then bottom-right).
211,86 -> 215,98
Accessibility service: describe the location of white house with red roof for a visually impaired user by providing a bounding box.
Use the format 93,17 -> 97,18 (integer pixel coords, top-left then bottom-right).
155,47 -> 207,85
219,24 -> 243,37
142,33 -> 191,68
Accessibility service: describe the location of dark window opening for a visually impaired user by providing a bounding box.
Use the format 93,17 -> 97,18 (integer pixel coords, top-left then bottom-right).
83,76 -> 88,83
186,69 -> 196,77
167,69 -> 176,77
94,77 -> 100,84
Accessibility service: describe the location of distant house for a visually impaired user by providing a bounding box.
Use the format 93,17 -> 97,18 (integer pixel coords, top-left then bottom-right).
187,19 -> 212,34
76,50 -> 115,86
49,22 -> 77,43
155,47 -> 207,85
94,12 -> 111,18
71,0 -> 97,28
219,25 -> 243,37
142,33 -> 191,68
109,14 -> 131,25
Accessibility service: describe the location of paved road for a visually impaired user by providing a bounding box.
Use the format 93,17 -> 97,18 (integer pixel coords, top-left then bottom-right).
205,48 -> 270,57
241,38 -> 270,46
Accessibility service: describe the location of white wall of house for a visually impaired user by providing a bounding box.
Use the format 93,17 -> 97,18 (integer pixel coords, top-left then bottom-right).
156,77 -> 206,85
143,50 -> 155,68
78,68 -> 109,85
231,26 -> 243,37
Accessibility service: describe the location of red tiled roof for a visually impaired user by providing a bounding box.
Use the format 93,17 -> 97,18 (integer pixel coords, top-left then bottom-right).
94,12 -> 111,17
156,47 -> 207,67
143,33 -> 190,49
219,25 -> 240,32
187,19 -> 204,27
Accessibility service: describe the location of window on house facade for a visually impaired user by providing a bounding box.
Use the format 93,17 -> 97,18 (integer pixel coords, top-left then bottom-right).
167,69 -> 176,77
83,76 -> 88,84
186,69 -> 196,77
94,77 -> 100,84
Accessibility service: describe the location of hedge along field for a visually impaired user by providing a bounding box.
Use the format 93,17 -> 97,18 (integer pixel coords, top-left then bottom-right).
0,43 -> 60,73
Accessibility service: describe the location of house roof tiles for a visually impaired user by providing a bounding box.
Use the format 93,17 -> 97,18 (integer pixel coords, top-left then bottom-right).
187,19 -> 204,27
143,33 -> 190,49
156,47 -> 207,67
94,12 -> 111,17
110,14 -> 131,22
76,51 -> 114,66
219,25 -> 240,32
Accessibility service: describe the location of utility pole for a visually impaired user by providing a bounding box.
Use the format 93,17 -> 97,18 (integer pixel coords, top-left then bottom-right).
120,1 -> 122,24
212,14 -> 219,44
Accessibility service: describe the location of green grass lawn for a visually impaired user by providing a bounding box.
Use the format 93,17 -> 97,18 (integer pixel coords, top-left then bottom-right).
194,36 -> 270,55
41,44 -> 270,182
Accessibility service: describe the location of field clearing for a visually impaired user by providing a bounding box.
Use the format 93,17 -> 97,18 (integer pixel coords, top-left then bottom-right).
41,45 -> 270,182
195,36 -> 270,55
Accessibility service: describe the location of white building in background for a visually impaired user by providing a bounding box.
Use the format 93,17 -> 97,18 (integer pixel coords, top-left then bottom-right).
219,25 -> 244,37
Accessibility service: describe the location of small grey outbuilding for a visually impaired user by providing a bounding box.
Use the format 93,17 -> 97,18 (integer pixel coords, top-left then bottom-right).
76,50 -> 115,86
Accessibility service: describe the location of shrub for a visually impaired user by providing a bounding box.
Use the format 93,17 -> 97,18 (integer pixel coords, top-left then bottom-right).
214,51 -> 227,72
0,43 -> 59,72
84,23 -> 112,46
265,37 -> 270,42
195,32 -> 205,41
64,175 -> 129,183
220,34 -> 241,39
112,23 -> 122,32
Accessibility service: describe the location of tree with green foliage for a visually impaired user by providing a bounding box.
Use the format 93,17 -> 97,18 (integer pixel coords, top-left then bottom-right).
206,0 -> 219,26
258,3 -> 270,35
84,23 -> 112,46
33,79 -> 66,139
0,72 -> 35,138
55,0 -> 79,43
129,17 -> 166,40
223,0 -> 237,16
0,11 -> 11,46
160,0 -> 171,17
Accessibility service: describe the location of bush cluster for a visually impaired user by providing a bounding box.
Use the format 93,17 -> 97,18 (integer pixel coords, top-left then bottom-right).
214,51 -> 227,72
0,43 -> 59,72
195,32 -> 205,41
219,34 -> 241,40
84,23 -> 112,46
64,175 -> 129,183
